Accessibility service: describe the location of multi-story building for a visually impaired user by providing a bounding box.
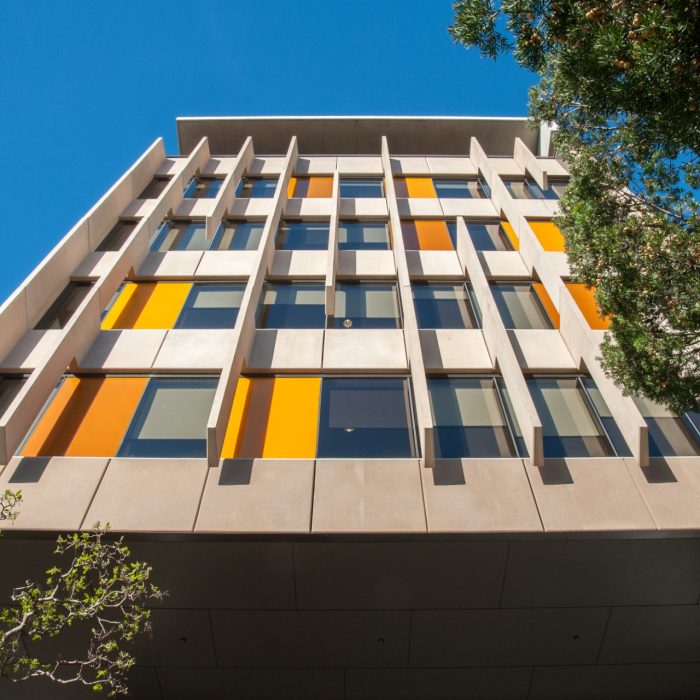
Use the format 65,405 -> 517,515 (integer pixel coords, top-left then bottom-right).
1,117 -> 699,699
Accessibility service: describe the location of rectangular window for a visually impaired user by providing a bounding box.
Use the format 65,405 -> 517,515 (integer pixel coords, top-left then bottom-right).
317,378 -> 417,458
339,178 -> 384,198
256,282 -> 326,329
428,376 -> 520,458
0,375 -> 27,418
95,220 -> 138,252
222,377 -> 322,459
331,282 -> 401,329
137,176 -> 171,199
174,283 -> 245,329
338,220 -> 391,250
117,377 -> 217,458
288,177 -> 333,198
413,283 -> 480,329
491,283 -> 555,329
433,178 -> 489,199
236,177 -> 278,199
527,376 -> 617,458
463,221 -> 514,252
212,220 -> 265,251
402,220 -> 453,251
183,176 -> 224,199
34,282 -> 92,330
632,395 -> 700,457
503,177 -> 566,200
276,221 -> 329,250
150,220 -> 209,252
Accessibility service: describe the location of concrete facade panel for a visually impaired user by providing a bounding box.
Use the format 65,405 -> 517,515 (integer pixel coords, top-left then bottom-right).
83,458 -> 209,532
0,456 -> 108,531
426,156 -> 477,175
421,459 -> 543,532
419,328 -> 493,371
283,198 -> 334,217
396,198 -> 444,217
337,250 -> 396,277
294,541 -> 508,609
0,330 -> 61,371
405,250 -> 463,278
229,198 -> 274,217
79,329 -> 166,370
153,329 -> 234,370
509,329 -> 577,370
247,328 -> 324,370
322,329 -> 407,369
175,198 -> 216,218
525,458 -> 656,531
71,251 -> 118,279
479,250 -> 530,278
312,459 -> 426,533
270,250 -> 327,277
294,156 -> 338,174
137,251 -> 204,278
339,198 -> 389,217
337,156 -> 384,174
195,459 -> 314,533
195,250 -> 257,278
248,157 -> 285,174
439,198 -> 497,217
389,156 -> 431,174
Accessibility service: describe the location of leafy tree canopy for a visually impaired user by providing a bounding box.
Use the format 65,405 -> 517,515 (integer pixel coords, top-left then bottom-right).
450,0 -> 700,413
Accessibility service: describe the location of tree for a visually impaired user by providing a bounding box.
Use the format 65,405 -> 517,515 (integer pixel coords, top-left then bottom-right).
450,0 -> 700,414
0,490 -> 162,696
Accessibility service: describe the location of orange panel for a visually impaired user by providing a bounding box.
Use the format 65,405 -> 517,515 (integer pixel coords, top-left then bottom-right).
393,178 -> 409,198
307,177 -> 333,198
500,221 -> 519,251
566,283 -> 611,330
529,220 -> 566,252
405,177 -> 437,198
533,283 -> 560,329
415,221 -> 453,250
287,177 -> 297,199
21,377 -> 147,457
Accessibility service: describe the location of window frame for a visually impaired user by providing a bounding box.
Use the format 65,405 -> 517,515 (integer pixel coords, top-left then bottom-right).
490,281 -> 555,330
275,219 -> 330,251
411,281 -> 481,330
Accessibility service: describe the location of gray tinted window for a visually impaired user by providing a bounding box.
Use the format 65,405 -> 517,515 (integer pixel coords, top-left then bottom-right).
633,395 -> 700,457
34,283 -> 92,330
213,221 -> 264,251
256,282 -> 325,329
413,283 -> 479,329
331,283 -> 401,329
491,283 -> 553,329
151,221 -> 209,252
339,179 -> 384,198
175,284 -> 245,329
338,221 -> 390,250
276,221 -> 329,250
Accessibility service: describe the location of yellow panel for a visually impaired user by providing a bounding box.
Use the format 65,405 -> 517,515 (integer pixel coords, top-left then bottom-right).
405,177 -> 437,198
533,283 -> 560,329
21,377 -> 147,457
102,282 -> 191,329
415,220 -> 453,250
529,220 -> 566,252
307,177 -> 333,198
262,377 -> 321,458
221,376 -> 253,458
500,220 -> 519,251
287,177 -> 297,199
566,283 -> 610,330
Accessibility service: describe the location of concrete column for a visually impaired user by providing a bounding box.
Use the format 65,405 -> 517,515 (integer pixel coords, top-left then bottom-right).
457,216 -> 544,466
205,136 -> 299,466
513,137 -> 548,190
325,171 -> 341,315
205,137 -> 254,239
381,136 -> 435,468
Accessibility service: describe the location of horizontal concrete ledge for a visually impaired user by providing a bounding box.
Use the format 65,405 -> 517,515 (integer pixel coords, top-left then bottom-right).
177,116 -> 537,157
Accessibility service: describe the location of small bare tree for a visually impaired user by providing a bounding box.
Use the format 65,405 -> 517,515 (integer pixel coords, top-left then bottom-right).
0,491 -> 162,696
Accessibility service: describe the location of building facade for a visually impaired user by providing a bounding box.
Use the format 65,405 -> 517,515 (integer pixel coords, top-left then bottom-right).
0,117 -> 699,699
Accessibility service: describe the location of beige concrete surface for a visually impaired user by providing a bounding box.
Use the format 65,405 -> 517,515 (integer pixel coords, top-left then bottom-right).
479,250 -> 530,278
337,250 -> 396,277
153,329 -> 235,370
194,250 -> 258,278
79,329 -> 167,370
509,329 -> 577,370
419,329 -> 493,371
405,250 -> 463,278
137,251 -> 204,277
323,329 -> 407,369
0,330 -> 61,371
248,328 -> 324,370
270,250 -> 327,277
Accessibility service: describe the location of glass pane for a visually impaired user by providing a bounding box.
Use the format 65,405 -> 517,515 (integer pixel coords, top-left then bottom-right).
138,177 -> 170,199
503,179 -> 531,199
528,377 -> 613,457
412,284 -> 478,329
497,378 -> 527,457
236,178 -> 278,198
151,221 -> 209,252
175,284 -> 245,329
317,378 -> 416,458
34,283 -> 92,330
256,282 -> 325,329
632,395 -> 700,457
0,375 -> 27,418
117,378 -> 217,458
96,221 -> 137,252
332,283 -> 400,329
580,377 -> 631,456
465,222 -> 512,252
428,377 -> 516,458
433,179 -> 485,199
185,177 -> 223,199
491,283 -> 553,329
338,221 -> 390,250
339,179 -> 384,198
276,221 -> 329,250
213,221 -> 264,251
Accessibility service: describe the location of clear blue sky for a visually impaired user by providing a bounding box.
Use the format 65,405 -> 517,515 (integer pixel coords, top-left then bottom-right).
0,0 -> 535,302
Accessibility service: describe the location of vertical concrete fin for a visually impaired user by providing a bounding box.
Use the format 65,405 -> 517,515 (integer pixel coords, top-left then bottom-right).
325,170 -> 340,316
513,137 -> 548,191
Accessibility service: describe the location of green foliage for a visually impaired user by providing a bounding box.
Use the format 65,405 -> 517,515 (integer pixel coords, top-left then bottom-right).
0,525 -> 163,696
0,490 -> 22,523
450,0 -> 700,412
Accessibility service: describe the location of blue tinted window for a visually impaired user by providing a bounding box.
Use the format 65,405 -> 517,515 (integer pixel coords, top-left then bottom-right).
213,221 -> 264,251
184,177 -> 224,199
175,284 -> 245,329
317,378 -> 416,458
331,283 -> 401,329
339,178 -> 384,198
433,179 -> 488,199
236,177 -> 278,198
276,221 -> 329,250
256,282 -> 325,329
151,221 -> 209,252
413,283 -> 480,329
462,222 -> 513,251
338,221 -> 390,250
